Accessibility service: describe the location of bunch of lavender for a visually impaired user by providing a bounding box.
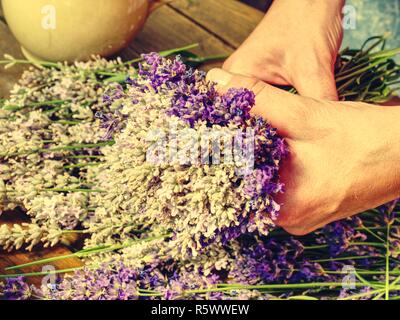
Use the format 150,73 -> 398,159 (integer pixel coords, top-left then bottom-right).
0,57 -> 131,250
86,53 -> 286,258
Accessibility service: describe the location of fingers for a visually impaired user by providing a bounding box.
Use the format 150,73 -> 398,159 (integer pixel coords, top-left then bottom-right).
291,67 -> 339,101
207,68 -> 306,137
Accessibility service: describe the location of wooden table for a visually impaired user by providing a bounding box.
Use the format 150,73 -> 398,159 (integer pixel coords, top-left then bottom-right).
0,0 -> 263,286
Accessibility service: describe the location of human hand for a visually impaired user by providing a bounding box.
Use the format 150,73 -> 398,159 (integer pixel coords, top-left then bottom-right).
207,68 -> 400,235
224,0 -> 344,100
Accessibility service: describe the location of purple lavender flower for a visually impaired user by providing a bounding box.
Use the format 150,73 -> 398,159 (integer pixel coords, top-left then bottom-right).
95,111 -> 124,140
230,236 -> 328,285
0,277 -> 32,300
161,271 -> 222,300
40,262 -> 140,300
102,84 -> 125,106
134,54 -> 257,128
316,217 -> 368,257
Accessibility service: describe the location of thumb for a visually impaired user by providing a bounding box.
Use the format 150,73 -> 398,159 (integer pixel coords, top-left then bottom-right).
292,67 -> 339,101
207,68 -> 306,137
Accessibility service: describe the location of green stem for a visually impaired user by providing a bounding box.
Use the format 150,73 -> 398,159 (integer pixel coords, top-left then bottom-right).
284,295 -> 319,301
303,245 -> 329,250
205,282 -> 370,292
5,246 -> 112,272
340,288 -> 385,300
42,188 -> 106,193
336,58 -> 388,83
322,270 -> 400,276
5,234 -> 170,272
311,255 -> 378,263
2,99 -> 68,112
354,270 -> 381,290
385,222 -> 392,300
369,47 -> 400,60
218,283 -> 394,299
0,267 -> 83,279
350,242 -> 386,247
137,292 -> 164,297
67,155 -> 104,159
0,58 -> 59,68
61,229 -> 88,234
373,291 -> 386,300
103,73 -> 129,84
63,162 -> 102,169
360,225 -> 386,243
1,141 -> 114,157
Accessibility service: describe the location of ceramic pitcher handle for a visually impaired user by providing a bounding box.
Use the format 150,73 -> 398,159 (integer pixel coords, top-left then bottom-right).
148,0 -> 174,14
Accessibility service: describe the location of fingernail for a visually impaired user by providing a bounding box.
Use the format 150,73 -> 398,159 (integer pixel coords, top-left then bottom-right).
206,68 -> 233,87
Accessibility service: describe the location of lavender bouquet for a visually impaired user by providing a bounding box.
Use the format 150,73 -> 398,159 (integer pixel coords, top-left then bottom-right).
1,37 -> 400,300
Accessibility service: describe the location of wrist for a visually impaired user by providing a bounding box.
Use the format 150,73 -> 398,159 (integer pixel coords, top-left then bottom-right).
368,105 -> 400,162
341,104 -> 400,213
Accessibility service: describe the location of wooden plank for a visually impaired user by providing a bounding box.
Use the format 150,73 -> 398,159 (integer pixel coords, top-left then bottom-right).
0,245 -> 83,287
119,5 -> 233,70
169,0 -> 263,48
0,211 -> 83,287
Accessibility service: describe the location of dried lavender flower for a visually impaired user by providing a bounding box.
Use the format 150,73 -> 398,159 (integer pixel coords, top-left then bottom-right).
87,54 -> 286,258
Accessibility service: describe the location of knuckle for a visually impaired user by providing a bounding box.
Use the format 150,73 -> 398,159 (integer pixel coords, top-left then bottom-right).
285,102 -> 312,129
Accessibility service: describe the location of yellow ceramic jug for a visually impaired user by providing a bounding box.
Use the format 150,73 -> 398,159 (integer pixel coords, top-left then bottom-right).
1,0 -> 167,62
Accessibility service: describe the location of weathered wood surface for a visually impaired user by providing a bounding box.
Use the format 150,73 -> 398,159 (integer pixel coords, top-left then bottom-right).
0,0 -> 262,283
0,211 -> 83,287
0,13 -> 25,97
170,0 -> 263,48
